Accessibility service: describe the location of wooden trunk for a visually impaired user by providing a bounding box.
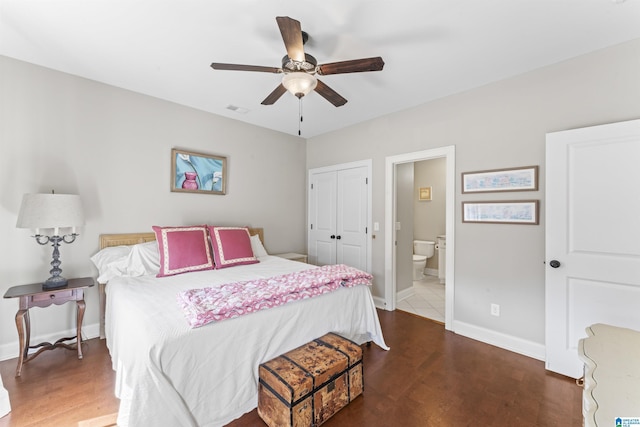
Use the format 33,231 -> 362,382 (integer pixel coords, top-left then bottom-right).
258,333 -> 363,427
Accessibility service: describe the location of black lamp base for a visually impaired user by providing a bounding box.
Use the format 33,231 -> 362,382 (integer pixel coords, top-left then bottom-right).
43,275 -> 68,289
42,234 -> 69,289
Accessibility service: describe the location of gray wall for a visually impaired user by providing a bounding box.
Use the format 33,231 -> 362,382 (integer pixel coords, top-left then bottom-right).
414,158 -> 446,270
1,38 -> 638,360
0,56 -> 305,359
306,39 -> 640,346
395,162 -> 414,293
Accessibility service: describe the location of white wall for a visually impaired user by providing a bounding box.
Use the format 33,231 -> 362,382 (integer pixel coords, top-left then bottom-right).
306,39 -> 640,348
0,56 -> 305,360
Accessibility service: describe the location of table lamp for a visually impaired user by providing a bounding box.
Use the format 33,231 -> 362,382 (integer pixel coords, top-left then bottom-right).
16,193 -> 85,289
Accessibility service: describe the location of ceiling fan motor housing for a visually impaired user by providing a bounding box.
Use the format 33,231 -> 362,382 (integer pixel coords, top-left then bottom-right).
281,53 -> 317,73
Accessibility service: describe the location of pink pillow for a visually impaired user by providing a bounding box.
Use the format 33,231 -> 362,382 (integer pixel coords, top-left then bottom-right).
152,225 -> 214,277
208,226 -> 259,269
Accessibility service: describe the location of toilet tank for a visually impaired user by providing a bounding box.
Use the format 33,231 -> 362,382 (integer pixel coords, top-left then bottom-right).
413,240 -> 435,258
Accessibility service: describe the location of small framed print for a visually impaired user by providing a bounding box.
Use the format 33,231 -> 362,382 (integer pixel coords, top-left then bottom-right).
419,187 -> 432,201
171,148 -> 227,195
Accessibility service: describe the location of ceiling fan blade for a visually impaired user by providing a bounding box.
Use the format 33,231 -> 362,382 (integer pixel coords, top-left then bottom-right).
261,84 -> 288,105
276,16 -> 305,63
211,63 -> 281,73
314,79 -> 347,107
317,57 -> 385,75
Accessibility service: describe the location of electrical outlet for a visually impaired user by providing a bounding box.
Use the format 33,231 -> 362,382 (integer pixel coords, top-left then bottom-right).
491,303 -> 500,317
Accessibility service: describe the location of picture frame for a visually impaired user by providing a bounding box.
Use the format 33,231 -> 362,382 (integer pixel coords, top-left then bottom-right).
462,200 -> 539,225
461,165 -> 538,194
419,187 -> 432,201
171,148 -> 227,195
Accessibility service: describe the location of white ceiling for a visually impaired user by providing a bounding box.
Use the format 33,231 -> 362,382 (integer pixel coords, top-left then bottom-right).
2,1 -> 640,138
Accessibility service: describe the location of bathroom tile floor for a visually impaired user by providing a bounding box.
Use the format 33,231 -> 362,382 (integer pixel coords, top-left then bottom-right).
396,274 -> 445,323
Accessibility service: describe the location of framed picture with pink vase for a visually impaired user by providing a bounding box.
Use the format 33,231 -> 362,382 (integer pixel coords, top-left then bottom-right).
171,148 -> 227,195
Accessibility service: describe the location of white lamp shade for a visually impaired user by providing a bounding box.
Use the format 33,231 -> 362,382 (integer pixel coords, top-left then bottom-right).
282,72 -> 317,97
16,193 -> 85,230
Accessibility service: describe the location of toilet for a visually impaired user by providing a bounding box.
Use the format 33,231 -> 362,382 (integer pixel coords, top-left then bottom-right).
413,240 -> 435,281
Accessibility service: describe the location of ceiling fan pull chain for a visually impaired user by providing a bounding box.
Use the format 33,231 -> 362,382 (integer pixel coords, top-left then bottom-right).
298,97 -> 303,136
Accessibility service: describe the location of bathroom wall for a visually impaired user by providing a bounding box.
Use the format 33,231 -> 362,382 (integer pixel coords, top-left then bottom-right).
396,162 -> 414,293
413,158 -> 447,270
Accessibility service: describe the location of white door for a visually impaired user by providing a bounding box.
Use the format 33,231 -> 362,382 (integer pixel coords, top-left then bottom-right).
336,167 -> 368,270
545,119 -> 640,378
308,164 -> 369,271
309,171 -> 337,266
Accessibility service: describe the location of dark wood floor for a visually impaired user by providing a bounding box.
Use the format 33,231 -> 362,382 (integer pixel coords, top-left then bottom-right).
0,310 -> 583,427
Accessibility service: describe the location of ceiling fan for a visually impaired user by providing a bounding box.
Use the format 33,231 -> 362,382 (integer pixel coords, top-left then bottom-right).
211,16 -> 385,107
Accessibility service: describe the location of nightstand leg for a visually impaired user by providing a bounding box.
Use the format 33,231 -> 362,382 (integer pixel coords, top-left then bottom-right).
24,309 -> 30,354
15,308 -> 28,377
76,299 -> 86,359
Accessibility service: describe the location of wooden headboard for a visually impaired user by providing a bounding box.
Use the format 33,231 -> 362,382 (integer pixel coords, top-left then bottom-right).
99,227 -> 264,250
97,227 -> 264,339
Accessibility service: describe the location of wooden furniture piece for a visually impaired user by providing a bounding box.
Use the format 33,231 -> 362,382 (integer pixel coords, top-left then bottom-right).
97,228 -> 264,339
3,277 -> 94,377
274,252 -> 308,263
258,332 -> 363,427
577,323 -> 640,427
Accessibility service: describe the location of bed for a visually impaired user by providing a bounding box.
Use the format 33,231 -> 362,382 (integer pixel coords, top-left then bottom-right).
96,227 -> 388,427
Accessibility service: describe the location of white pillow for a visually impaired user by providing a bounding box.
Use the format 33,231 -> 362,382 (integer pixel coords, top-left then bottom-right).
250,234 -> 268,258
125,241 -> 160,276
90,246 -> 131,283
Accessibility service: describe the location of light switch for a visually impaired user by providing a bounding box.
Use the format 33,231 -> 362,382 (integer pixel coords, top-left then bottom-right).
395,222 -> 401,230
373,222 -> 380,231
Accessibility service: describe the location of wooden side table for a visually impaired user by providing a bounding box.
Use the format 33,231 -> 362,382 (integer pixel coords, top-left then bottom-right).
3,277 -> 94,377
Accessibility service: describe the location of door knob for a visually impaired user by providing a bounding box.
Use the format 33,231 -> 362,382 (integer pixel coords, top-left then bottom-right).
549,260 -> 561,268
336,235 -> 342,240
330,235 -> 336,239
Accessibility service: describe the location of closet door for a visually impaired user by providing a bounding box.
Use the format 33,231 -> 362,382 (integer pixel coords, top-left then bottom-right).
308,164 -> 369,271
336,167 -> 368,271
309,171 -> 337,266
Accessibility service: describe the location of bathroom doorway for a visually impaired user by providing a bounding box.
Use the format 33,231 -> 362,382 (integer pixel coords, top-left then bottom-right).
384,147 -> 455,331
396,158 -> 446,323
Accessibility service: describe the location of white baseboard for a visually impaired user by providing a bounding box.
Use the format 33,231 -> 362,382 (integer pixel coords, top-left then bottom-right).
0,322 -> 101,362
373,295 -> 388,310
453,320 -> 545,361
396,287 -> 415,302
425,268 -> 438,277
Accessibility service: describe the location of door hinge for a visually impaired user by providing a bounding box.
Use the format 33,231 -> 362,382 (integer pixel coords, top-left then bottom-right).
365,227 -> 368,234
310,224 -> 313,230
310,183 -> 314,190
365,177 -> 368,184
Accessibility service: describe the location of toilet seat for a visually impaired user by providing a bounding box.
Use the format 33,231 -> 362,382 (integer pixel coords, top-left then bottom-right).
413,255 -> 427,262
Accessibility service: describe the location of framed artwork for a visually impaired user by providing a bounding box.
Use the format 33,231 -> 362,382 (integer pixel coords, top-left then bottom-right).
462,200 -> 539,225
171,148 -> 227,195
419,187 -> 432,201
462,166 -> 538,194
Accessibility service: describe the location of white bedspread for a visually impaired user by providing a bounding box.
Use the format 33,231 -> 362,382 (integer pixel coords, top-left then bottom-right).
0,372 -> 9,418
106,256 -> 388,427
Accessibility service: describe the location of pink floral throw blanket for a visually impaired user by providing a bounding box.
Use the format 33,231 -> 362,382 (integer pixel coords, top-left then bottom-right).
178,264 -> 372,328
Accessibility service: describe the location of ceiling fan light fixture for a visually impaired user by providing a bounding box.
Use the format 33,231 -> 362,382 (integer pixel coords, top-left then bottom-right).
282,72 -> 317,98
